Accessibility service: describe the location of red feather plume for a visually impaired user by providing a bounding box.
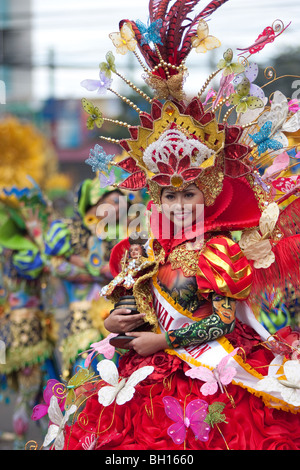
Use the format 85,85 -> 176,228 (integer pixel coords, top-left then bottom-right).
120,0 -> 229,74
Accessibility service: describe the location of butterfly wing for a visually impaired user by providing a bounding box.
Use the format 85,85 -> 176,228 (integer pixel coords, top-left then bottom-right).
43,424 -> 59,448
48,395 -> 64,427
167,421 -> 187,445
81,98 -> 95,115
245,63 -> 259,83
99,169 -> 116,188
196,19 -> 209,41
185,366 -> 218,395
216,348 -> 239,387
163,396 -> 186,445
280,360 -> 300,406
109,32 -> 124,49
81,79 -> 101,92
116,366 -> 154,405
203,36 -> 221,52
185,366 -> 214,382
98,385 -> 120,407
186,399 -> 211,442
97,359 -> 119,386
246,96 -> 264,110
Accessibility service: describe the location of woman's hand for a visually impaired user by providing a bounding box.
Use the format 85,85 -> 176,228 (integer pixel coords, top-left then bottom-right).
104,308 -> 146,334
125,332 -> 168,357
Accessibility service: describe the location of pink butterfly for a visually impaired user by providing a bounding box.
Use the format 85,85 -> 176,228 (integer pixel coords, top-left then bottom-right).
215,72 -> 235,104
262,152 -> 290,180
185,348 -> 239,396
31,379 -> 65,421
83,333 -> 118,368
163,397 -> 210,445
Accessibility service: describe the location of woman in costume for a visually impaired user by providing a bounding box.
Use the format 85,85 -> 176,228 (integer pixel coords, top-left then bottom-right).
0,188 -> 59,449
43,176 -> 132,378
37,0 -> 300,451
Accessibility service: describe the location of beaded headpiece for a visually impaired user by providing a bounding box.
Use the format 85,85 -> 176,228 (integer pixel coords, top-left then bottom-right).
81,1 -> 300,217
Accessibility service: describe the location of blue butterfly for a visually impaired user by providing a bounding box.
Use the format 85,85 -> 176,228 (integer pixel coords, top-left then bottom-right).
136,19 -> 163,46
249,121 -> 283,156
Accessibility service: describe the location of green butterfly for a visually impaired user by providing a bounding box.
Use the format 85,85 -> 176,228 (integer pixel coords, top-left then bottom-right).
217,48 -> 245,77
81,98 -> 104,130
229,77 -> 264,114
99,51 -> 117,78
64,367 -> 95,410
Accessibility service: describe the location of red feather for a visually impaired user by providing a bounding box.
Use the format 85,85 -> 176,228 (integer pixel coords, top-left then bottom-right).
179,0 -> 229,62
149,0 -> 172,22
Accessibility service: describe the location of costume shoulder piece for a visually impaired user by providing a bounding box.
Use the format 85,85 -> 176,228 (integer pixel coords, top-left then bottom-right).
197,235 -> 253,300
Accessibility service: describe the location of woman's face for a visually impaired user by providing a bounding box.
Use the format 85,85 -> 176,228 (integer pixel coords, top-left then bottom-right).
161,184 -> 204,227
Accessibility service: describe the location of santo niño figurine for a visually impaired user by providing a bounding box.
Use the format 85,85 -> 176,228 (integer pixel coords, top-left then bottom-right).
100,232 -> 157,348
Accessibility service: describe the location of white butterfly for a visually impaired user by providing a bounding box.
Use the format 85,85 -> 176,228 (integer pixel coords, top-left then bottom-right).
43,396 -> 77,450
97,359 -> 154,407
257,357 -> 300,407
258,91 -> 300,148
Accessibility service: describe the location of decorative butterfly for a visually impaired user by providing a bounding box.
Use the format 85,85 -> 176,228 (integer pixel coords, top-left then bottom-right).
233,63 -> 265,100
31,379 -> 65,421
81,98 -> 104,130
249,120 -> 283,156
99,51 -> 117,78
191,19 -> 221,54
262,152 -> 290,180
257,91 -> 300,147
43,396 -> 77,450
217,48 -> 245,77
257,358 -> 300,407
81,71 -> 112,95
185,348 -> 239,395
56,367 -> 95,410
237,22 -> 291,56
85,143 -> 115,173
84,334 -> 118,368
97,359 -> 154,407
229,77 -> 264,114
163,397 -> 210,445
136,18 -> 163,45
213,73 -> 234,108
109,22 -> 137,55
99,169 -> 116,188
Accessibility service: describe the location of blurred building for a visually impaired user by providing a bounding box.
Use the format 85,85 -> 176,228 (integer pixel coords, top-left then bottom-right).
0,0 -> 33,104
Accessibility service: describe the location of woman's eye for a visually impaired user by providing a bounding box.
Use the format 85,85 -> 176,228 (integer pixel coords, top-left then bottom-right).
165,194 -> 175,200
185,192 -> 195,198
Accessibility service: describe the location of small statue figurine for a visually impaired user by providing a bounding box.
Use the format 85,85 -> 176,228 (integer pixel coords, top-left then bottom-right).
100,232 -> 158,348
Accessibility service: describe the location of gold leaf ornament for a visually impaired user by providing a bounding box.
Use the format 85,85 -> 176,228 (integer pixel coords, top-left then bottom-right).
239,202 -> 279,268
143,70 -> 187,101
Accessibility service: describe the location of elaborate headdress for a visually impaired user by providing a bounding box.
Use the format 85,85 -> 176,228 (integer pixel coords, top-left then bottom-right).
81,0 -> 300,299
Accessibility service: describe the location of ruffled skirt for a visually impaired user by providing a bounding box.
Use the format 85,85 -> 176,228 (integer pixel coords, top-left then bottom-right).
63,322 -> 300,451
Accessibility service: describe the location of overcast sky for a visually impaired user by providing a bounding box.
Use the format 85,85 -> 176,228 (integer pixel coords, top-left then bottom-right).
31,0 -> 300,100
